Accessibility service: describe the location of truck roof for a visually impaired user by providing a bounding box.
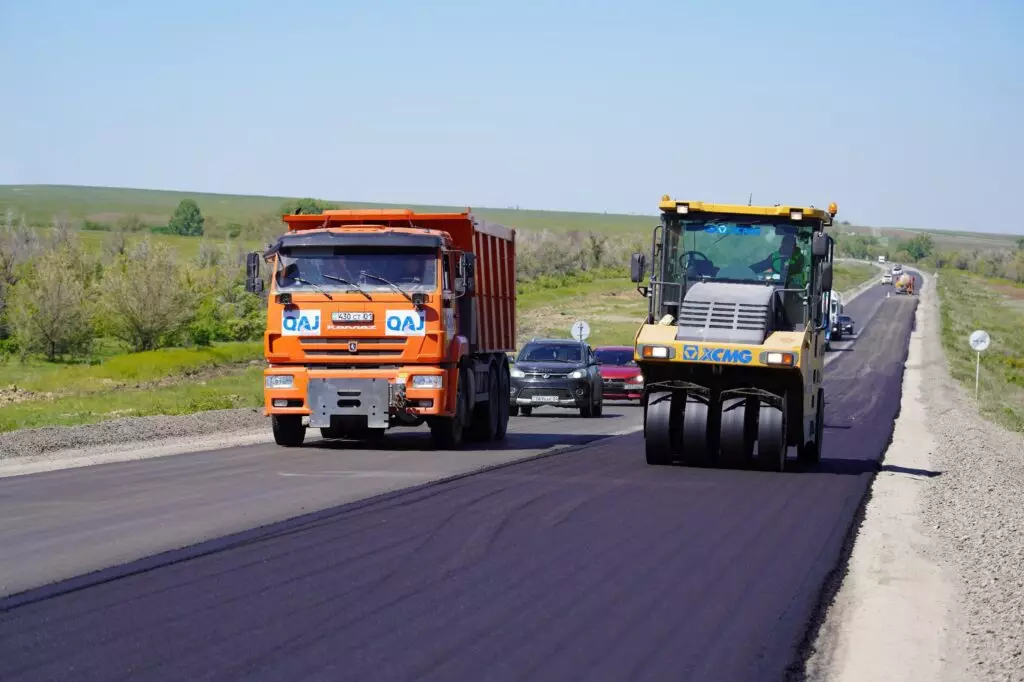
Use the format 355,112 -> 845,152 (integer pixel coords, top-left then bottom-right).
658,197 -> 837,224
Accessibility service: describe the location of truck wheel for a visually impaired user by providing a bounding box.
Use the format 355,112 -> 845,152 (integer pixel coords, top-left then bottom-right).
430,365 -> 470,449
757,401 -> 787,472
273,415 -> 305,447
644,390 -> 676,465
719,397 -> 757,467
495,362 -> 511,439
470,364 -> 501,442
798,388 -> 825,466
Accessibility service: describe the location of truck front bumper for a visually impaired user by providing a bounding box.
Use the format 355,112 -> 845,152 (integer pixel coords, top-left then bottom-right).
262,367 -> 447,427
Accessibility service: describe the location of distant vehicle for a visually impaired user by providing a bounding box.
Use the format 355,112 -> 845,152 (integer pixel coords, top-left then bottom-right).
509,338 -> 604,418
881,272 -> 893,285
593,346 -> 644,402
878,255 -> 887,263
892,263 -> 903,275
832,314 -> 855,340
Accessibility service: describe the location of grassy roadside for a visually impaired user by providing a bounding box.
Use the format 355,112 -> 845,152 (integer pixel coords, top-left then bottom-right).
936,269 -> 1024,432
833,262 -> 878,295
0,262 -> 881,433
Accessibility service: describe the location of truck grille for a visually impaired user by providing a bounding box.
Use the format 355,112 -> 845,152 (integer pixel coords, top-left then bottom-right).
298,336 -> 404,359
679,300 -> 768,331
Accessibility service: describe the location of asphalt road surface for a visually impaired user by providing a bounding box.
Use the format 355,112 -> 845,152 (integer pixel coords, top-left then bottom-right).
0,277 -> 920,682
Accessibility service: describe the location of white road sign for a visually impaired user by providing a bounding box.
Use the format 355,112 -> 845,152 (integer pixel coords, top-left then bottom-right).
969,330 -> 991,353
571,319 -> 591,342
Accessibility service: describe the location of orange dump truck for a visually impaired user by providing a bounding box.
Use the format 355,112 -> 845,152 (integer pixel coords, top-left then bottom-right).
245,209 -> 516,449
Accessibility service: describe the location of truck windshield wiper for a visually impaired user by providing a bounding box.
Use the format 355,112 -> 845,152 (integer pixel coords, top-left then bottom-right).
322,274 -> 371,301
288,276 -> 334,301
359,272 -> 415,304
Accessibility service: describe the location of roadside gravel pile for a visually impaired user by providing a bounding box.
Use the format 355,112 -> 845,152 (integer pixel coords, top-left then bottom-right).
920,276 -> 1024,681
0,407 -> 267,462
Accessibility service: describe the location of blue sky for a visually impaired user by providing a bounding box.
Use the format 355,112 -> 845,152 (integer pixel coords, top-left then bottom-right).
1,0 -> 1022,233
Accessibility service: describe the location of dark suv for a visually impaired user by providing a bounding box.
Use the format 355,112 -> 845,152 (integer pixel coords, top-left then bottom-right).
509,338 -> 604,418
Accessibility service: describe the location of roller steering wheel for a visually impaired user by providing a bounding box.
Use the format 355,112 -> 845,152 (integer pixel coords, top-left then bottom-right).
677,250 -> 712,271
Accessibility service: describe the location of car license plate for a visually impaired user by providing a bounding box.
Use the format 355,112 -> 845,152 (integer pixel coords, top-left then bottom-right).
533,395 -> 559,403
624,383 -> 643,390
332,311 -> 373,322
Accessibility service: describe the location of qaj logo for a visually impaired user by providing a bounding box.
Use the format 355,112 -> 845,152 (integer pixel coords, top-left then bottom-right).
385,309 -> 426,336
281,309 -> 321,336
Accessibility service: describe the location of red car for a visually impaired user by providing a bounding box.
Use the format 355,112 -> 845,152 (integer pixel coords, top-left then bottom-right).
594,346 -> 644,402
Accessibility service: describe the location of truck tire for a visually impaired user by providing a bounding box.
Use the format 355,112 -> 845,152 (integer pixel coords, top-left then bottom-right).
470,364 -> 501,442
495,362 -> 511,439
273,415 -> 305,447
430,365 -> 470,449
757,402 -> 787,472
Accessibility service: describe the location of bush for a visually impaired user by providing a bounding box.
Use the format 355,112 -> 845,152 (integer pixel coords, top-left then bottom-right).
7,242 -> 96,361
100,239 -> 195,351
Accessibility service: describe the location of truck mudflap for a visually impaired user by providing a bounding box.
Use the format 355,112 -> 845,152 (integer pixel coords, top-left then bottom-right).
307,377 -> 391,429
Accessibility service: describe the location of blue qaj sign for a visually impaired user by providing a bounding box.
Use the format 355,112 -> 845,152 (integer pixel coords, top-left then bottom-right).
281,309 -> 321,336
682,344 -> 753,364
385,309 -> 426,336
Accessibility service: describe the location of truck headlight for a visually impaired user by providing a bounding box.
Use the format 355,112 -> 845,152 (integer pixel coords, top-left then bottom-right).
510,368 -> 525,378
265,375 -> 294,389
411,375 -> 443,389
569,369 -> 585,379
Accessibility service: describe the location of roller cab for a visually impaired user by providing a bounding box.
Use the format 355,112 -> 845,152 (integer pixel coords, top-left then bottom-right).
629,198 -> 837,471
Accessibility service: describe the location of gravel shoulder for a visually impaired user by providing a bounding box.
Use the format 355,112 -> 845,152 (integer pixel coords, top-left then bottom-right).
805,271 -> 1024,682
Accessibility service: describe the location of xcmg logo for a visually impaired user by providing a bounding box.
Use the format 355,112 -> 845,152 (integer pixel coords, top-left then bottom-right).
281,309 -> 321,336
682,344 -> 753,364
385,309 -> 426,336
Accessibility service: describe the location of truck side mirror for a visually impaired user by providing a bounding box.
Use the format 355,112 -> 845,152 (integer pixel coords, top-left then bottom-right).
820,262 -> 834,291
812,232 -> 829,258
630,252 -> 646,283
245,252 -> 265,294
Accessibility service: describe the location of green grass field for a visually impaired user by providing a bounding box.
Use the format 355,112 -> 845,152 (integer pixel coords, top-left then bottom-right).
937,270 -> 1024,432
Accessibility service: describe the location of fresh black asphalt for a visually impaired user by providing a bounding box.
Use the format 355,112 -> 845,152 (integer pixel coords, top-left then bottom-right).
0,278 -> 920,682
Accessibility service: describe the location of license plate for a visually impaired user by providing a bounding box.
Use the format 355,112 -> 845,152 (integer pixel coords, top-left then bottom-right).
533,395 -> 559,403
332,311 -> 373,322
624,384 -> 643,390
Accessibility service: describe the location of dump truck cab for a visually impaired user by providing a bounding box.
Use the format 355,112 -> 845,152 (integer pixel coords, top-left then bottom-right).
629,197 -> 837,471
247,209 -> 516,449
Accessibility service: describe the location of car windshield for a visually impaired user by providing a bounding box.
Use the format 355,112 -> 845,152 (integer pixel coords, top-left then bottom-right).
662,216 -> 813,285
595,348 -> 636,366
274,246 -> 437,293
519,343 -> 583,363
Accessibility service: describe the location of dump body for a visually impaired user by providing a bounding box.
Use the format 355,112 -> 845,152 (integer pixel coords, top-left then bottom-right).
253,209 -> 516,448
629,197 -> 837,471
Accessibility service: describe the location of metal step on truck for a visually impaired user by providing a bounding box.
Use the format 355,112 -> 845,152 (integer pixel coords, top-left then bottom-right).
245,208 -> 516,449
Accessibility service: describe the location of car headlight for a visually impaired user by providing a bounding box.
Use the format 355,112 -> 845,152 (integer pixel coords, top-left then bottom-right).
634,374 -> 644,383
411,375 -> 443,389
569,369 -> 585,379
510,368 -> 525,378
265,375 -> 294,389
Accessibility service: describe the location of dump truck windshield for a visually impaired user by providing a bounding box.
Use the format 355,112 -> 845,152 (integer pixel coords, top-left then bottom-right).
663,217 -> 812,286
275,246 -> 438,293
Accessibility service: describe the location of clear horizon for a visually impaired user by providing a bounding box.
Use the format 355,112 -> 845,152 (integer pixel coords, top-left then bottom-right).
2,1 -> 1022,234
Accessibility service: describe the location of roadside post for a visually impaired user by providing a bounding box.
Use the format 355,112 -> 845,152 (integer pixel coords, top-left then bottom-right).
968,329 -> 991,401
